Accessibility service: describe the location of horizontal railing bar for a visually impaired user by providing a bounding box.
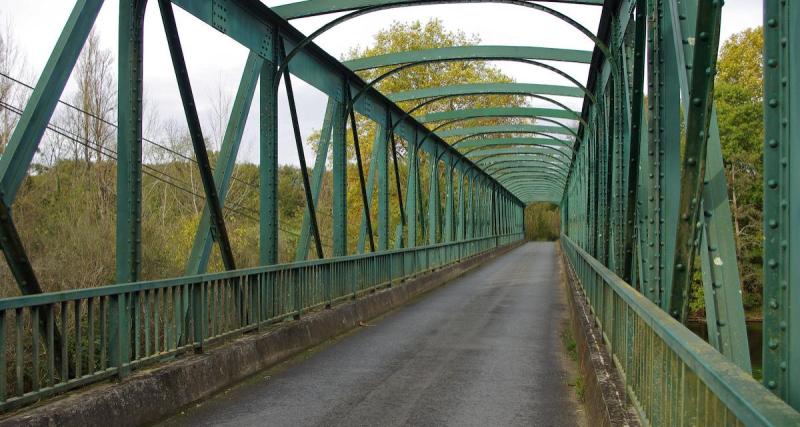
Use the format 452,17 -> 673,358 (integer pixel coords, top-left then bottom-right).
0,234 -> 518,311
562,234 -> 800,426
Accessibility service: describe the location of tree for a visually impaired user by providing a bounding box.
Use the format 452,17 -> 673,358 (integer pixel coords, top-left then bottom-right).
0,17 -> 29,153
714,27 -> 763,311
305,19 -> 529,253
67,29 -> 116,167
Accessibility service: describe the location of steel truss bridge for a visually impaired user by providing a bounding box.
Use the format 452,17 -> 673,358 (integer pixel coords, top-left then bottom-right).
0,0 -> 798,425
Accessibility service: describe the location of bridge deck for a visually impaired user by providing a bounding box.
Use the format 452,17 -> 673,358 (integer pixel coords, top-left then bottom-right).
161,242 -> 582,426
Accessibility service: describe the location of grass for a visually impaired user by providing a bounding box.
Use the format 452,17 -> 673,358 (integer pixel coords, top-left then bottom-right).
561,325 -> 585,402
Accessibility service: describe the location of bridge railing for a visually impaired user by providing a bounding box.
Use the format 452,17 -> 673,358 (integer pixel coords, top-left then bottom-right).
0,233 -> 522,412
561,235 -> 800,427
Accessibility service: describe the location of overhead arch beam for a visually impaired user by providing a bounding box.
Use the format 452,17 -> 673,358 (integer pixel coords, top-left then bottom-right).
497,172 -> 567,186
451,131 -> 575,150
417,106 -> 580,124
423,111 -> 580,139
463,144 -> 572,163
504,183 -> 563,196
389,82 -> 584,102
466,148 -> 572,169
439,123 -> 578,138
407,93 -> 586,126
456,137 -> 573,150
489,167 -> 570,182
501,181 -> 564,192
344,45 -> 592,70
484,162 -> 569,178
273,0 -> 604,20
358,56 -> 594,102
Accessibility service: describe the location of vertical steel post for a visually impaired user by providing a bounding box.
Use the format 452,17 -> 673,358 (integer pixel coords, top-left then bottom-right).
444,157 -> 455,242
260,29 -> 279,266
377,113 -> 390,250
763,0 -> 800,408
116,0 -> 146,284
406,134 -> 419,247
428,149 -> 440,245
457,171 -> 465,241
331,92 -> 348,257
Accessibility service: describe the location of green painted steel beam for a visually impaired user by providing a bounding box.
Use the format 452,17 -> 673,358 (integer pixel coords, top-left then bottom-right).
438,124 -> 577,139
260,36 -> 280,265
408,92 -> 586,126
160,0 -> 237,270
500,179 -> 565,192
0,0 -> 103,295
668,0 -> 723,321
343,45 -> 592,71
417,106 -> 580,124
466,148 -> 571,169
188,53 -> 262,273
116,0 -> 145,289
485,160 -> 569,175
764,0 -> 800,408
0,0 -> 104,205
455,137 -> 573,150
389,82 -> 584,102
273,0 -> 604,19
332,95 -> 348,256
172,0 -> 519,206
491,169 -> 568,186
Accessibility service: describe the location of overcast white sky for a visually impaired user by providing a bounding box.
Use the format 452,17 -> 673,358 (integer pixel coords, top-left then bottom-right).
1,0 -> 762,166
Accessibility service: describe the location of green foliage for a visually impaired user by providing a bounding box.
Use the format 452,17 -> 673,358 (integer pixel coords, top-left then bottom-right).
308,19 -> 527,251
714,27 -> 764,314
524,202 -> 560,241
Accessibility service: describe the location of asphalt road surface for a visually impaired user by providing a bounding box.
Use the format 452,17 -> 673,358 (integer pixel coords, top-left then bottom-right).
160,242 -> 582,427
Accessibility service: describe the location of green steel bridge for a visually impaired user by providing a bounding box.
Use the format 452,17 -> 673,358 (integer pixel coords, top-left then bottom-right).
0,0 -> 799,425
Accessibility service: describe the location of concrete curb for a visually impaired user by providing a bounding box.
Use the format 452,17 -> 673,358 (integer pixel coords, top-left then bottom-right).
1,242 -> 523,427
558,243 -> 640,427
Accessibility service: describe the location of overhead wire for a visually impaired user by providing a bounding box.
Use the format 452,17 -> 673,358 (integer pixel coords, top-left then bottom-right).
0,99 -> 334,246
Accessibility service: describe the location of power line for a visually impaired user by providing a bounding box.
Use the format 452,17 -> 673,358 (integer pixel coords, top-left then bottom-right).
1,100 -> 333,246
0,71 -> 260,192
0,71 -> 338,222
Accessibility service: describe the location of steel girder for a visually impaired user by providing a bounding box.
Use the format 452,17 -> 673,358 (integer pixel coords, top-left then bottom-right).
344,45 -> 592,70
455,137 -> 573,150
273,0 -> 604,19
764,0 -> 800,408
389,82 -> 584,102
408,92 -> 586,125
417,106 -> 580,123
437,123 -> 578,138
171,1 -> 517,204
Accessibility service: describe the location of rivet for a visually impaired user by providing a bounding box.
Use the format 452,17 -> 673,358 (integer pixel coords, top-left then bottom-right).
769,139 -> 779,148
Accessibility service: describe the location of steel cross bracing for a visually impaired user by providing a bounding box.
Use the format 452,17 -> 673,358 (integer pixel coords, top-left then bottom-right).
0,0 -> 799,421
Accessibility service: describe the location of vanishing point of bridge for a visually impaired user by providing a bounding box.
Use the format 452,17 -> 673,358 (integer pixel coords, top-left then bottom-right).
0,0 -> 799,426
